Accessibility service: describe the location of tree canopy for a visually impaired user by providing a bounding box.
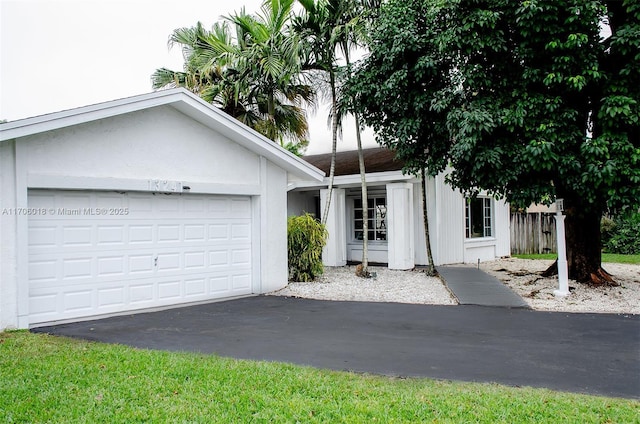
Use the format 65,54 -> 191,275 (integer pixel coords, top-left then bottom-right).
351,0 -> 639,283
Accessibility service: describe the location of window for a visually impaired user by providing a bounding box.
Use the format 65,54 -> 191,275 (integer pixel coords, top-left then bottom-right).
465,197 -> 492,238
354,197 -> 387,241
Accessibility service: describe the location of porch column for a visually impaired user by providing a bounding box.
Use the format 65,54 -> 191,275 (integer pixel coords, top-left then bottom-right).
386,183 -> 414,270
320,188 -> 347,266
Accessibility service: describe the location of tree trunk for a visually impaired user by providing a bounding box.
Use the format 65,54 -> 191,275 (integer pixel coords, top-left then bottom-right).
421,169 -> 436,276
542,199 -> 614,285
345,50 -> 370,278
354,113 -> 369,277
321,70 -> 339,226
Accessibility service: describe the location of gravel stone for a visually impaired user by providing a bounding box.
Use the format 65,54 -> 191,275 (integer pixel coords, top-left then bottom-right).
270,259 -> 640,315
269,265 -> 457,305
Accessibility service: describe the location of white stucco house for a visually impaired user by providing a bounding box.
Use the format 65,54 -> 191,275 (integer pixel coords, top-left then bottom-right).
288,148 -> 511,269
0,88 -> 324,330
1,89 -> 511,331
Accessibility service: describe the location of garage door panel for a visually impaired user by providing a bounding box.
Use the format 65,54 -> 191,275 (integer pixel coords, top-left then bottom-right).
28,259 -> 58,281
29,226 -> 57,248
156,196 -> 180,213
184,224 -> 206,241
184,251 -> 206,269
29,292 -> 58,316
231,198 -> 251,214
130,283 -> 154,303
128,195 -> 153,213
97,225 -> 126,245
209,224 -> 229,240
232,274 -> 251,290
158,225 -> 180,243
64,290 -> 93,312
62,226 -> 93,246
62,257 -> 93,279
29,270 -> 253,322
28,190 -> 253,325
28,192 -> 56,209
97,256 -> 126,277
185,278 -> 206,297
97,286 -> 125,307
207,197 -> 231,214
210,275 -> 230,293
129,225 -> 154,244
231,249 -> 251,266
129,254 -> 155,274
158,280 -> 181,300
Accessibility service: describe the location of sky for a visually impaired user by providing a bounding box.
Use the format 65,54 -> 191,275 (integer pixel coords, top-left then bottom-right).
0,0 -> 374,153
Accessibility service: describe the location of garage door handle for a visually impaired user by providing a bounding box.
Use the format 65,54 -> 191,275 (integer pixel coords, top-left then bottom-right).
154,257 -> 158,267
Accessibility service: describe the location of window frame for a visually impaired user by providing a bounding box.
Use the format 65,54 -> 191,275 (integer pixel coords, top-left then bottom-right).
352,195 -> 388,243
465,197 -> 493,239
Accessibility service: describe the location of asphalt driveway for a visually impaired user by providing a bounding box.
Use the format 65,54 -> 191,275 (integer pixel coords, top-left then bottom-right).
33,296 -> 640,399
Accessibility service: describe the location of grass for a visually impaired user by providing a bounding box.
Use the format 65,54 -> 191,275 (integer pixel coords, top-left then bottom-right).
513,253 -> 640,264
1,331 -> 638,423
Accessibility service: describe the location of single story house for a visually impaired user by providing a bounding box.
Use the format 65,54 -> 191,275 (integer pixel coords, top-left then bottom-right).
0,88 -> 323,330
1,89 -> 511,331
287,148 -> 511,269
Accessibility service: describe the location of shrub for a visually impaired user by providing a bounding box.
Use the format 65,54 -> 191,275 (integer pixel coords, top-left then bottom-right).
604,212 -> 640,255
287,214 -> 328,282
600,215 -> 616,246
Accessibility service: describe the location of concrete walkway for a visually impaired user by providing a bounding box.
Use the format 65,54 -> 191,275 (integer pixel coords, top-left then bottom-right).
438,266 -> 530,308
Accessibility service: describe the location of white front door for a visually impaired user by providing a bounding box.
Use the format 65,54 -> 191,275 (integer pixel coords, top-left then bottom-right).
27,190 -> 253,325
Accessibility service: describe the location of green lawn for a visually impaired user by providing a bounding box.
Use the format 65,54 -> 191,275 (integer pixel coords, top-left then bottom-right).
513,253 -> 640,264
1,331 -> 637,423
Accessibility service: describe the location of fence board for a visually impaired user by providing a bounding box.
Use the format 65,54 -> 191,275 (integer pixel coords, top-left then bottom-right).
510,212 -> 557,254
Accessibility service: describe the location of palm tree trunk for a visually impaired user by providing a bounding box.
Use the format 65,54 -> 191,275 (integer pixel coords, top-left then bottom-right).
322,70 -> 339,226
421,169 -> 436,276
346,49 -> 369,277
355,112 -> 369,276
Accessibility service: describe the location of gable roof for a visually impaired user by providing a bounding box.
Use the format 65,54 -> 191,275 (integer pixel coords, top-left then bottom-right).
0,88 -> 324,181
303,147 -> 405,176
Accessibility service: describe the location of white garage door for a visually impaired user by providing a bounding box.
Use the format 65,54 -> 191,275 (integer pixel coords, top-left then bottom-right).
27,190 -> 253,325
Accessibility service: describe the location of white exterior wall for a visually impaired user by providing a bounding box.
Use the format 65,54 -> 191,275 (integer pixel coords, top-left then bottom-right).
412,181 -> 428,266
463,197 -> 511,264
494,199 -> 511,257
22,106 -> 261,186
386,183 -> 414,270
260,159 -> 289,292
289,170 -> 511,270
287,191 -> 317,218
0,140 -> 19,329
320,188 -> 347,266
429,173 -> 465,265
0,105 -> 300,330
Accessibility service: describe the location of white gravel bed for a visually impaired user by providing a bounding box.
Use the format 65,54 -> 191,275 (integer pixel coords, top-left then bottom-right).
482,258 -> 640,315
270,259 -> 639,315
269,265 -> 458,305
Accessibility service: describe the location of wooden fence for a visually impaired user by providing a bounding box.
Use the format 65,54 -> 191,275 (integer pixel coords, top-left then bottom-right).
510,212 -> 557,255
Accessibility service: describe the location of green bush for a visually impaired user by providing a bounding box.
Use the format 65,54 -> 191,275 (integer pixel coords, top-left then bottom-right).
287,214 -> 328,282
600,215 -> 616,246
603,212 -> 640,255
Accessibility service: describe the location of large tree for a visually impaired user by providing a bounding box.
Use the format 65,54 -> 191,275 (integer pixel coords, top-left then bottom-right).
351,0 -> 639,284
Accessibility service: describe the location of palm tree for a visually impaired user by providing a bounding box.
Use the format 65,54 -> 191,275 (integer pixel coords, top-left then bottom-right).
336,0 -> 374,276
294,0 -> 345,227
152,0 -> 314,150
296,0 -> 378,276
226,0 -> 315,146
